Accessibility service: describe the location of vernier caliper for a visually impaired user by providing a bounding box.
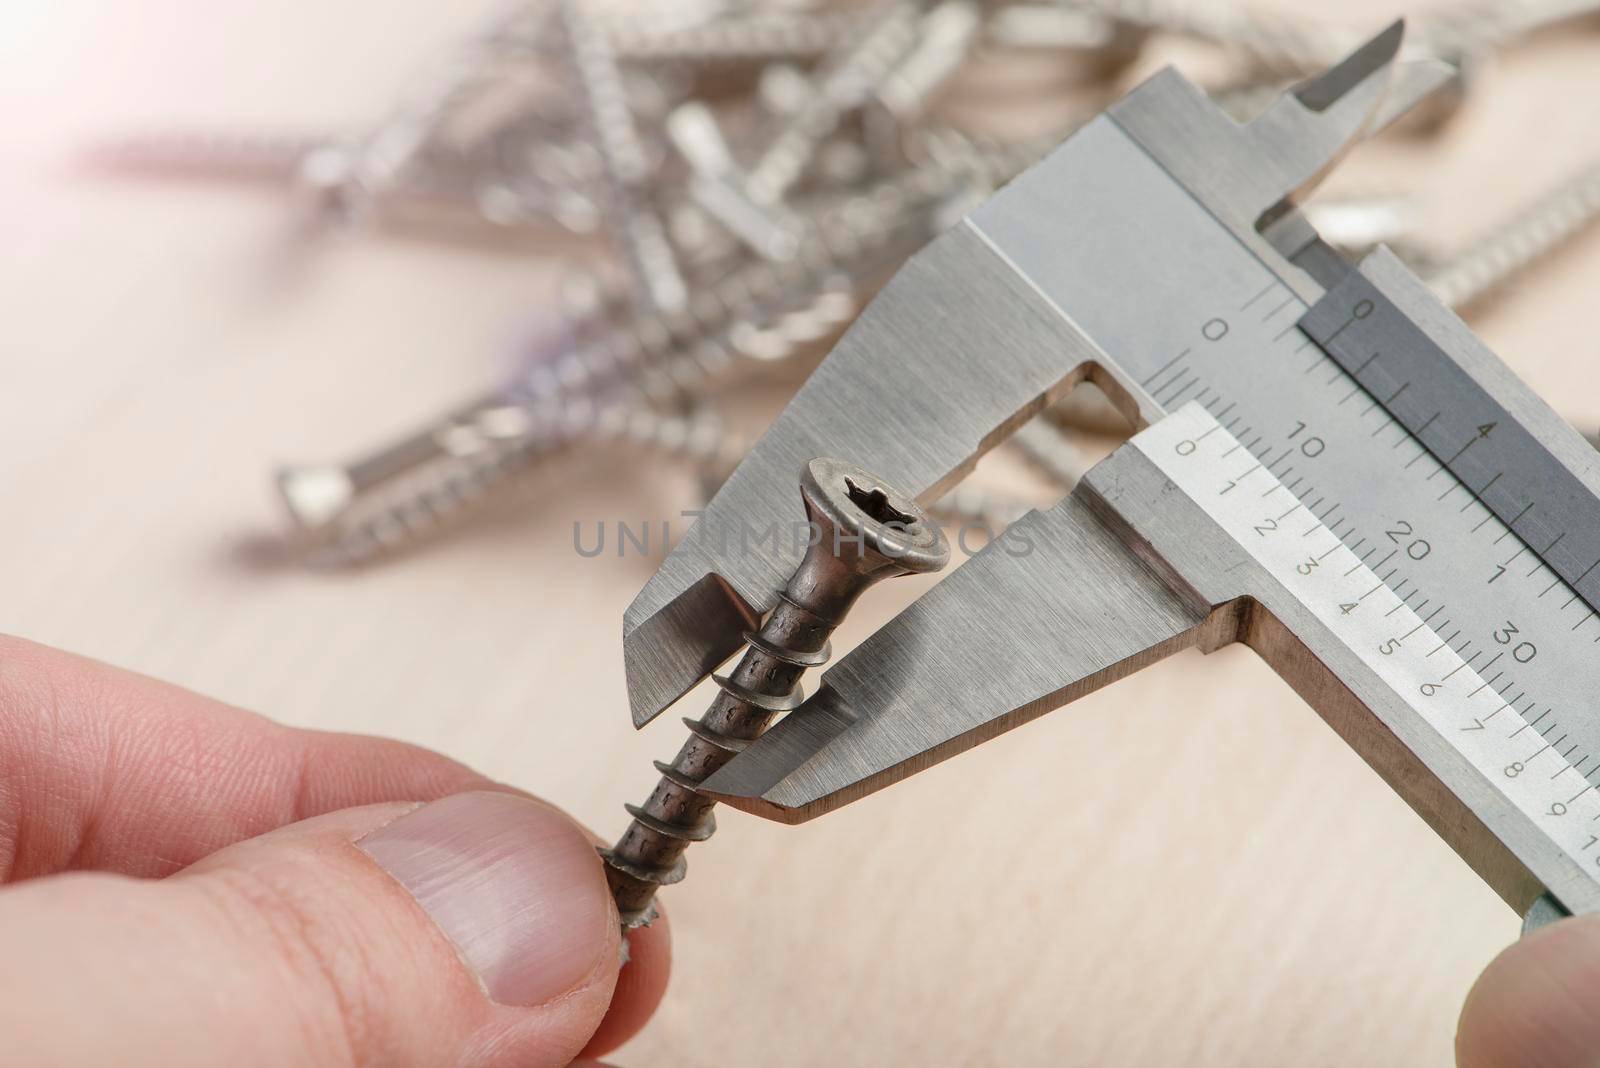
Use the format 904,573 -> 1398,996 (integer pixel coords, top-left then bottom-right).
614,21 -> 1600,941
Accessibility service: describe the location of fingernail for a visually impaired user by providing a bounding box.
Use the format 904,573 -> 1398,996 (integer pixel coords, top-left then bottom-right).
357,791 -> 613,1006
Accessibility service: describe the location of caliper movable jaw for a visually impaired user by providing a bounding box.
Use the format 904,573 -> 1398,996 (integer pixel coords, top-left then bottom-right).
622,22 -> 1450,731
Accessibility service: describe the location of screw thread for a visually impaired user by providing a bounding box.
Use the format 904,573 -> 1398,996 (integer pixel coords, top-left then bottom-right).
744,0 -> 930,204
1425,158 -> 1600,311
340,4 -> 558,198
280,130 -> 1056,564
88,130 -> 335,181
286,401 -> 734,565
281,174 -> 946,561
603,592 -> 835,925
607,10 -> 868,63
1010,417 -> 1089,490
560,0 -> 687,313
600,457 -> 950,927
1071,0 -> 1333,74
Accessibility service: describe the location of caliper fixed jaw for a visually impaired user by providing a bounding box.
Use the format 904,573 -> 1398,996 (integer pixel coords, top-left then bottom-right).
622,22 -> 1448,732
1109,20 -> 1452,298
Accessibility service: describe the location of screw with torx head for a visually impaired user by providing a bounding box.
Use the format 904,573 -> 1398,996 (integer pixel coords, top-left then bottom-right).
602,457 -> 951,927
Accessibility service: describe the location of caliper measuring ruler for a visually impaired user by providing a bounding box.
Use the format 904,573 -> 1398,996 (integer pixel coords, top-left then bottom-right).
618,24 -> 1600,935
1099,403 -> 1600,918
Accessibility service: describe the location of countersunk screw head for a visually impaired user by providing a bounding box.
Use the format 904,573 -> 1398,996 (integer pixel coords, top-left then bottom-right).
792,457 -> 949,619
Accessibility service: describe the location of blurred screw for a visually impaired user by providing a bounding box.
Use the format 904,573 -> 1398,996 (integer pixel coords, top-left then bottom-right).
1070,0 -> 1330,74
1423,156 -> 1600,311
277,135 -> 1050,563
561,0 -> 688,313
1427,0 -> 1600,56
1301,193 -> 1420,257
689,0 -> 934,259
744,0 -> 928,204
95,119 -> 615,236
608,8 -> 870,64
1010,416 -> 1092,490
984,3 -> 1148,76
669,101 -> 806,261
872,1 -> 984,124
302,1 -> 559,220
88,130 -> 337,183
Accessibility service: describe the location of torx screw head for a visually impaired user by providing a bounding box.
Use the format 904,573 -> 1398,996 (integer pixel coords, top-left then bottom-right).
791,457 -> 949,619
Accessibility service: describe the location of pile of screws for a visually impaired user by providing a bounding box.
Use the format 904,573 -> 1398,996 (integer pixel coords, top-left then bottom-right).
95,0 -> 1600,564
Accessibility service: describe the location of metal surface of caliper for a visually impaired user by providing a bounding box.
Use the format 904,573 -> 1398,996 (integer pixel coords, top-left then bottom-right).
617,21 -> 1600,934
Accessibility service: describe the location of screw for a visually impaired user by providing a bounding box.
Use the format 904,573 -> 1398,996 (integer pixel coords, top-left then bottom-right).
274,128 -> 1058,563
278,391 -> 1026,565
98,5 -> 699,237
1425,0 -> 1600,59
745,0 -> 930,204
607,8 -> 871,64
1069,0 -> 1331,75
302,1 -> 561,221
870,0 -> 985,125
931,482 -> 1034,530
1300,193 -> 1420,256
278,400 -> 732,539
273,270 -> 869,563
272,141 -> 1012,559
688,0 -> 934,259
1009,416 -> 1092,491
86,130 -> 339,182
274,265 -> 880,564
93,119 -> 617,236
560,0 -> 689,313
602,457 -> 951,927
983,3 -> 1148,78
669,100 -> 807,261
1421,156 -> 1600,311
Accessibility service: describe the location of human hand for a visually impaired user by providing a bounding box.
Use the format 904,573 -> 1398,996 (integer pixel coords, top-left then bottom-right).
0,635 -> 668,1067
1458,915 -> 1600,1067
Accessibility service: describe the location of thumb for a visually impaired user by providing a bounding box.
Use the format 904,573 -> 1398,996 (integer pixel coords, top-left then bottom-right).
0,791 -> 624,1068
1457,914 -> 1600,1068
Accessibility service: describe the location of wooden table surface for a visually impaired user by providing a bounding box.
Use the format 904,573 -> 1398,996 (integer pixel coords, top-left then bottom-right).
4,3 -> 1599,1065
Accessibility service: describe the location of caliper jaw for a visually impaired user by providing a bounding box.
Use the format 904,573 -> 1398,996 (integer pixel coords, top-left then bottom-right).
1110,21 -> 1450,300
622,23 -> 1448,731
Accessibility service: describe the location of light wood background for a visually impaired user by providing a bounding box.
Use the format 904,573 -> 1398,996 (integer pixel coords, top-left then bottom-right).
3,3 -> 1599,1065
